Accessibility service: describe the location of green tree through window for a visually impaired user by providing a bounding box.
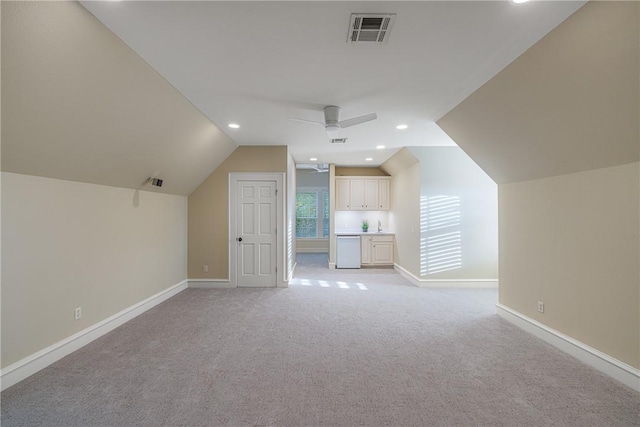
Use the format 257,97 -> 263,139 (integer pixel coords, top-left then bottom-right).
296,189 -> 329,238
296,191 -> 318,238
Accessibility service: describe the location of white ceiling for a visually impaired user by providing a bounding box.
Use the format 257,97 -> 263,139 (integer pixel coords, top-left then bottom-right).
80,0 -> 585,167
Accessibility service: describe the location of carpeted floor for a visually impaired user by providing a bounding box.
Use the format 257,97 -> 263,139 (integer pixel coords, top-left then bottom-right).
2,253 -> 639,426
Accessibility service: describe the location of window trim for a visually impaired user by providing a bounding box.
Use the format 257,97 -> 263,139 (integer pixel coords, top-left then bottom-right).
296,186 -> 329,239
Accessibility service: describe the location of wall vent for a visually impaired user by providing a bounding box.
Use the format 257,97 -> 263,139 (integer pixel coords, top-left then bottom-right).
348,13 -> 396,44
330,138 -> 348,144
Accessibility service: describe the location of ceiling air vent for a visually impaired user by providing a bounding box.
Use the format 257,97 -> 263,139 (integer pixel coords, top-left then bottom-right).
348,13 -> 396,44
330,138 -> 348,144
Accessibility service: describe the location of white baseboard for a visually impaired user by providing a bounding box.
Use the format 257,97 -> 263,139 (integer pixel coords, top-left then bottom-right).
188,278 -> 290,288
496,303 -> 640,392
188,279 -> 233,289
394,263 -> 498,288
1,280 -> 188,391
328,262 -> 336,269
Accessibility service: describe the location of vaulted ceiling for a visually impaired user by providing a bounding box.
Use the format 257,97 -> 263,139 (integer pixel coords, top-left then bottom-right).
2,1 -> 236,195
438,1 -> 639,184
2,1 -> 588,195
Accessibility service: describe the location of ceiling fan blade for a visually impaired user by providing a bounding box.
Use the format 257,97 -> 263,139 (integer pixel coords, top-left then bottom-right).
288,117 -> 324,126
339,113 -> 377,128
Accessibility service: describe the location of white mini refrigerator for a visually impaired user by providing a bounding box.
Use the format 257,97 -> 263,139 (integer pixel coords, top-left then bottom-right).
336,235 -> 361,269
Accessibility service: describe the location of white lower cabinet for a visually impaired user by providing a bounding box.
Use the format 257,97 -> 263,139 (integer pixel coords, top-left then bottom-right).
360,235 -> 394,266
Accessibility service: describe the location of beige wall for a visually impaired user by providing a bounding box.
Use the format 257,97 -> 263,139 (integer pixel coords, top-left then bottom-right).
411,147 -> 498,280
296,239 -> 329,254
1,173 -> 187,367
438,2 -> 639,184
387,160 -> 421,277
436,1 -> 639,370
188,146 -> 288,279
383,147 -> 498,280
499,163 -> 639,369
2,1 -> 236,196
335,167 -> 388,177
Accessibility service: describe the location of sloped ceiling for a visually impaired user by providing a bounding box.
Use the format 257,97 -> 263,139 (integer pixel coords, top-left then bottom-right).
1,1 -> 236,196
438,1 -> 639,185
80,0 -> 584,167
381,147 -> 418,177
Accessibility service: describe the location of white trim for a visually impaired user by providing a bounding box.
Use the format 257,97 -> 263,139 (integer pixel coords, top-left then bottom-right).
295,187 -> 329,239
394,263 -> 498,288
0,280 -> 187,391
188,279 -> 234,289
496,303 -> 640,392
328,262 -> 336,269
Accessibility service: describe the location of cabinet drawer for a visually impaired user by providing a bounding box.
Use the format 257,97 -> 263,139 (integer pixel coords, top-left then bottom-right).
371,235 -> 394,242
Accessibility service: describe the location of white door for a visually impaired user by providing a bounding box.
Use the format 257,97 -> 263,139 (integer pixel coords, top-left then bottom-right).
235,180 -> 277,287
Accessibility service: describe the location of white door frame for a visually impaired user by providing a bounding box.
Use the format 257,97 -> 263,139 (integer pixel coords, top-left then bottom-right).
229,172 -> 285,288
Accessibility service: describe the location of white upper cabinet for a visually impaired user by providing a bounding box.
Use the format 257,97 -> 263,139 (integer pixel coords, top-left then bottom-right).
377,179 -> 390,210
335,178 -> 351,210
363,180 -> 379,210
350,179 -> 365,209
335,176 -> 390,211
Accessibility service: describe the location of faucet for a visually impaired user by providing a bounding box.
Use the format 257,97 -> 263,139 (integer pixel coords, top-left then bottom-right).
378,220 -> 382,232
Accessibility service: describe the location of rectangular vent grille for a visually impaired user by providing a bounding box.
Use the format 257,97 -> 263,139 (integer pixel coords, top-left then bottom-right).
348,13 -> 396,44
330,138 -> 348,144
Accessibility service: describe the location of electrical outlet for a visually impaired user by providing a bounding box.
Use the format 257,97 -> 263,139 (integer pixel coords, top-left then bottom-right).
74,307 -> 82,320
203,265 -> 209,273
537,301 -> 544,313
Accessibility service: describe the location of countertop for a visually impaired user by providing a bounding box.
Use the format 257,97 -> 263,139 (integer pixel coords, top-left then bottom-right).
335,230 -> 395,236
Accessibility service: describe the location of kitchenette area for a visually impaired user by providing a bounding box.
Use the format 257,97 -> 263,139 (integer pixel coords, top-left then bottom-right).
334,174 -> 395,269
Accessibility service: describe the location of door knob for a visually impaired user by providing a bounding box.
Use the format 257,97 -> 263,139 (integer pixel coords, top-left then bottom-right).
237,237 -> 243,242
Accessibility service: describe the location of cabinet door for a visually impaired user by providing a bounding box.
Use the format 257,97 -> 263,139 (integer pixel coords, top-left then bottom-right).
335,178 -> 351,210
372,241 -> 394,264
350,179 -> 365,210
364,179 -> 379,210
378,179 -> 390,210
360,236 -> 371,264
371,235 -> 394,265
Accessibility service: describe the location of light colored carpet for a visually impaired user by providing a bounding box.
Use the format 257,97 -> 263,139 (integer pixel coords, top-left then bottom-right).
2,253 -> 639,426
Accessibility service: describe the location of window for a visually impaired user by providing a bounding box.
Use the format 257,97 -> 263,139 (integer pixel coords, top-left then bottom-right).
296,188 -> 329,238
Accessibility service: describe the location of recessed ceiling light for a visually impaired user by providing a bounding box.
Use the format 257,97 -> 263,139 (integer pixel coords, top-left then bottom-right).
376,145 -> 385,149
227,123 -> 240,129
310,157 -> 318,161
365,157 -> 373,162
510,0 -> 529,3
396,124 -> 408,130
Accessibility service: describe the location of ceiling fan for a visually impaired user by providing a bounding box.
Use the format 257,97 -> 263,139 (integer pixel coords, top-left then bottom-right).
311,165 -> 329,173
297,163 -> 329,173
290,105 -> 377,135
